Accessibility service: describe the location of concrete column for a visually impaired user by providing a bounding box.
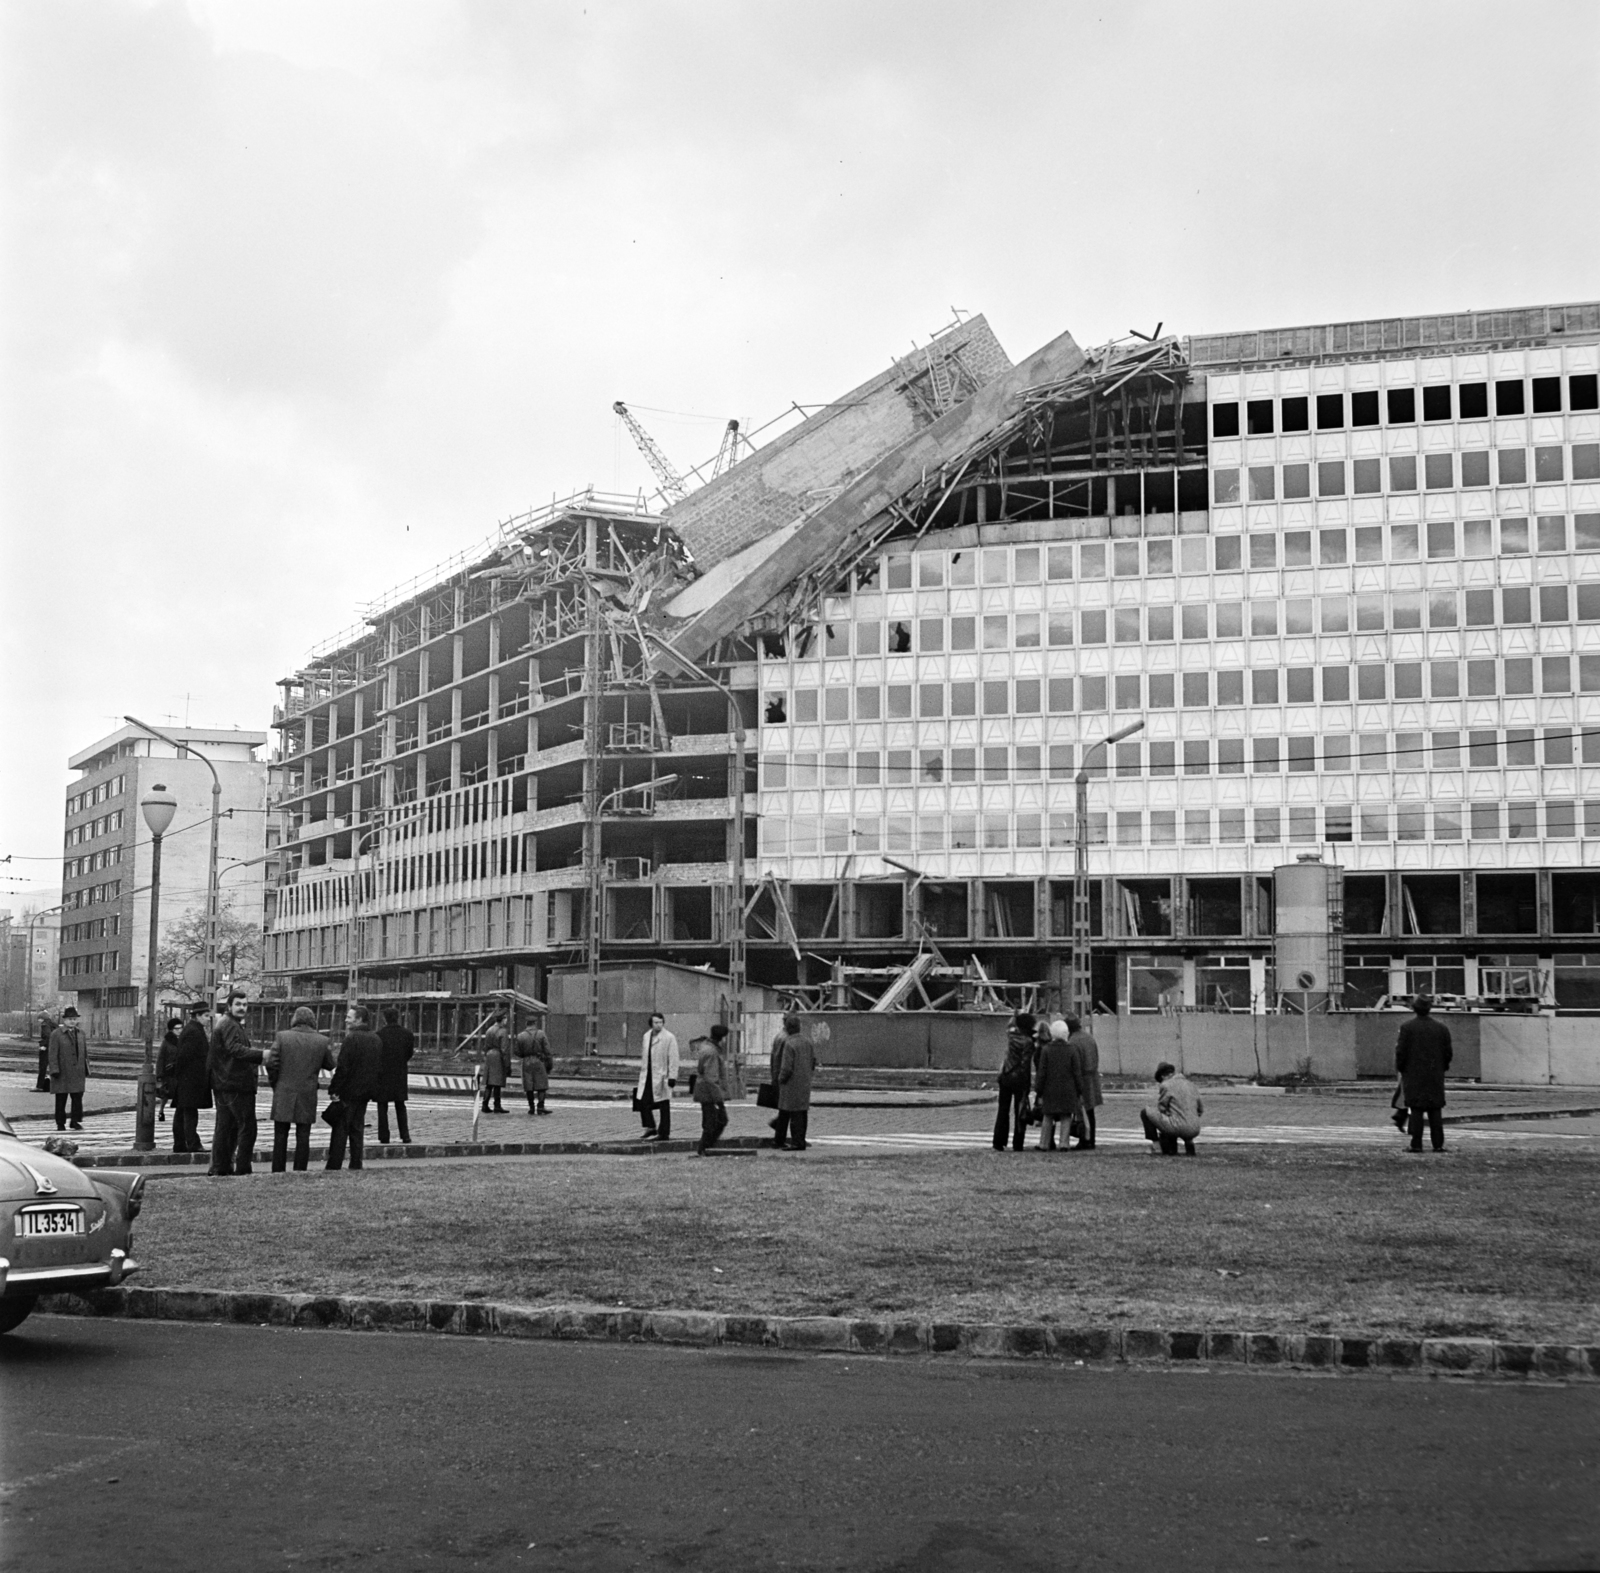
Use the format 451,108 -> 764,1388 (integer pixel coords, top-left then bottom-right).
1386,870 -> 1405,940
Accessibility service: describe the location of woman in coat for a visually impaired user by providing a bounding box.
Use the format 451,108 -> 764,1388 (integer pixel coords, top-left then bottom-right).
777,1015 -> 815,1151
1033,1020 -> 1085,1153
265,1005 -> 335,1172
1065,1014 -> 1104,1150
482,1015 -> 509,1112
170,1003 -> 213,1153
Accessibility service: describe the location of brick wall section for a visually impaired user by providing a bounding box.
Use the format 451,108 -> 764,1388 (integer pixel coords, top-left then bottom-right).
670,316 -> 1011,569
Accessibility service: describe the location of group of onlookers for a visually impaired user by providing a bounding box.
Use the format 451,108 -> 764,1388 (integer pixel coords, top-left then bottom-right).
994,1011 -> 1108,1152
996,1009 -> 1205,1156
148,998 -> 418,1173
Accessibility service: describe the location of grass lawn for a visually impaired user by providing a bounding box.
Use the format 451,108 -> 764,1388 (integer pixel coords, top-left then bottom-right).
134,1146 -> 1600,1342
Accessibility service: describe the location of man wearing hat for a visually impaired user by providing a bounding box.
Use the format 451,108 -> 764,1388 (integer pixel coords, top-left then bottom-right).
171,999 -> 214,1154
1395,994 -> 1453,1153
47,1006 -> 90,1130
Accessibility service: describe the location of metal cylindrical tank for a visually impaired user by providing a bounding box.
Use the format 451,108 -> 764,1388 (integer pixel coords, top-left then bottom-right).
1274,856 -> 1334,1011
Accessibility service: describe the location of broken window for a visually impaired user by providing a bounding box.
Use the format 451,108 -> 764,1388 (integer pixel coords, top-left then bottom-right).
888,620 -> 912,653
764,694 -> 787,723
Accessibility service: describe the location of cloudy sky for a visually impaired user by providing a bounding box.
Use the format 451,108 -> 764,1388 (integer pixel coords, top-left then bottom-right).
3,0 -> 1597,906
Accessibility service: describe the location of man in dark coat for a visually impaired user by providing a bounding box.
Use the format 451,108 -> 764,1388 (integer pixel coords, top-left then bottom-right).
327,1004 -> 383,1171
1395,994 -> 1453,1153
777,1018 -> 815,1151
375,1006 -> 416,1144
47,1006 -> 90,1130
208,992 -> 263,1176
171,1000 -> 213,1153
1066,1015 -> 1103,1150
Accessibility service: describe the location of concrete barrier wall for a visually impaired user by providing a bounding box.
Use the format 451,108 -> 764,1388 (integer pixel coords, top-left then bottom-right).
793,1012 -> 1008,1071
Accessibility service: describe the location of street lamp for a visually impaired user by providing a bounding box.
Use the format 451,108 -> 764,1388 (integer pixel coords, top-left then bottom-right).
583,772 -> 678,1064
1072,719 -> 1144,1020
638,628 -> 749,1097
134,783 -> 177,1153
126,716 -> 222,1011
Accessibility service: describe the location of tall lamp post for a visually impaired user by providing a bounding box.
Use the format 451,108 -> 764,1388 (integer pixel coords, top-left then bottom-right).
638,629 -> 749,1098
24,903 -> 63,1091
1072,720 -> 1144,1020
126,716 -> 221,1010
134,783 -> 177,1153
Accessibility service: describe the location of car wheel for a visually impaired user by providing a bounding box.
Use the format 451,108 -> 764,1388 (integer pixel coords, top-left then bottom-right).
0,1297 -> 39,1335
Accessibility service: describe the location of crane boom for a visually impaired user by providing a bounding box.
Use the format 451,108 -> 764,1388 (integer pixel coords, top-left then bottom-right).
613,401 -> 688,503
711,418 -> 741,478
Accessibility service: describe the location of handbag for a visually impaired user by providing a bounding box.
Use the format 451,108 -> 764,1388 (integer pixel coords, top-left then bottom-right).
320,1097 -> 345,1128
756,1081 -> 779,1109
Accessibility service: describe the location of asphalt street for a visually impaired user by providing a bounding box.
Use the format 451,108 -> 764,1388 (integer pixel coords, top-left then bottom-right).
2,1318 -> 1596,1572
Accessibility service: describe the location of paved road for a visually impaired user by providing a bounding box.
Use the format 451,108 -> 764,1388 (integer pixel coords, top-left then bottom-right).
2,1319 -> 1596,1572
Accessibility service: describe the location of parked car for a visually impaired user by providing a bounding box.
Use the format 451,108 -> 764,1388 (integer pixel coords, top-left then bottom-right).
0,1109 -> 143,1334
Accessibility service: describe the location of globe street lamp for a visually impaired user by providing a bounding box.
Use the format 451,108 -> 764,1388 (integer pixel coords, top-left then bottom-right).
134,783 -> 177,1153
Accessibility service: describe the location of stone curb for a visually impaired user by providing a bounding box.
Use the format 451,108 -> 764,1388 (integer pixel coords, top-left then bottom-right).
72,1134 -> 767,1169
32,1288 -> 1600,1382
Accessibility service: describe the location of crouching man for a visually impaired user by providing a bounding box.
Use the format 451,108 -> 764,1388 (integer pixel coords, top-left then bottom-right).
1140,1061 -> 1204,1155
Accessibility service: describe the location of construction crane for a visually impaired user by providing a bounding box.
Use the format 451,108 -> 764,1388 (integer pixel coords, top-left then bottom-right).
613,401 -> 688,504
710,419 -> 741,478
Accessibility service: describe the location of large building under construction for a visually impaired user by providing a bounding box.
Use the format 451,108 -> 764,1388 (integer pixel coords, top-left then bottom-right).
262,300 -> 1600,1039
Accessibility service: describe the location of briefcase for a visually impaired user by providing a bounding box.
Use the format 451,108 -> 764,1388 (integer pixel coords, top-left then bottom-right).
755,1081 -> 779,1109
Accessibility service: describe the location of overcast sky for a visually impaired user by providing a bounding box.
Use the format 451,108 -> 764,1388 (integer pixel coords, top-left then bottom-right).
3,0 -> 1597,907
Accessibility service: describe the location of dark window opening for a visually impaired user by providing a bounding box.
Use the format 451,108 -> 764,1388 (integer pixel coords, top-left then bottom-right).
1422,385 -> 1452,422
1188,878 -> 1242,936
669,887 -> 713,942
984,882 -> 1034,939
791,883 -> 840,940
1351,390 -> 1380,427
1402,875 -> 1460,936
1280,396 -> 1309,433
1120,879 -> 1173,937
1531,376 -> 1563,415
609,886 -> 653,941
1475,873 -> 1537,935
1177,468 -> 1210,511
1495,379 -> 1525,416
1048,880 -> 1103,938
1246,399 -> 1274,435
854,883 -> 904,940
764,695 -> 786,723
921,881 -> 968,939
1212,402 -> 1239,438
1457,382 -> 1488,419
1316,392 -> 1344,429
1343,875 -> 1388,935
1552,873 -> 1600,935
1386,387 -> 1416,425
1571,374 -> 1599,412
889,621 -> 912,653
1344,952 -> 1390,1009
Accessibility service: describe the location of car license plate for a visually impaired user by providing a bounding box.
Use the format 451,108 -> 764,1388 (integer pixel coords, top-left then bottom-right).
18,1206 -> 84,1238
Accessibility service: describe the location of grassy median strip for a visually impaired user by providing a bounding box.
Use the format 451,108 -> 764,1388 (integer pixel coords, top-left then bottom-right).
135,1146 -> 1600,1343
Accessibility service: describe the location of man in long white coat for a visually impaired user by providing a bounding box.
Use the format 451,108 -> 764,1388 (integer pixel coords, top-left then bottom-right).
635,1011 -> 680,1142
